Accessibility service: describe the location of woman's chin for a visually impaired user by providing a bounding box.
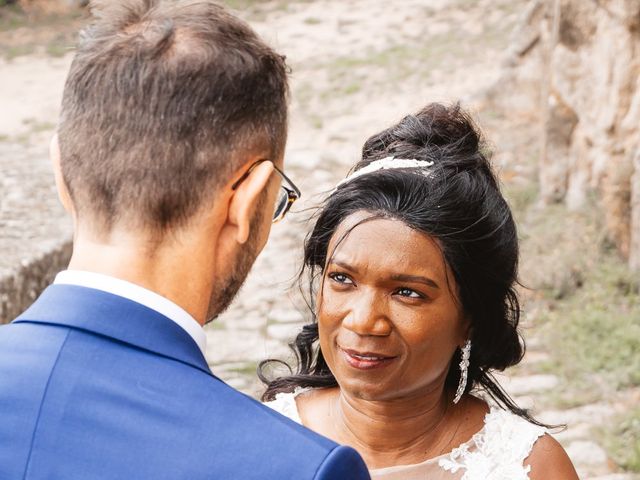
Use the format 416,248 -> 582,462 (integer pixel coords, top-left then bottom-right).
337,379 -> 388,401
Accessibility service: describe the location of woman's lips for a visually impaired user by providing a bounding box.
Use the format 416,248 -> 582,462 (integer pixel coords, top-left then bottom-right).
339,347 -> 397,370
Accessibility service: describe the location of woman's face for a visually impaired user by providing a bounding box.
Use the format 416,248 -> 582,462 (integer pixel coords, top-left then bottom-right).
317,212 -> 469,401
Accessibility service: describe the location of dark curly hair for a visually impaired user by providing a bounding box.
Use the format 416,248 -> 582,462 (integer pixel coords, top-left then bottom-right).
260,103 -> 546,426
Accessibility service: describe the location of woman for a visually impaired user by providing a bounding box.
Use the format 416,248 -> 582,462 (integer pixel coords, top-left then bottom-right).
260,103 -> 578,479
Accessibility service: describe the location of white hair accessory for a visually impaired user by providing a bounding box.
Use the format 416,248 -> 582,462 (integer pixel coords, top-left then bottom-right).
335,156 -> 434,189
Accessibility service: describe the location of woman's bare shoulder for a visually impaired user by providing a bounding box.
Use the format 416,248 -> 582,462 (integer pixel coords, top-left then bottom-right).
526,434 -> 579,480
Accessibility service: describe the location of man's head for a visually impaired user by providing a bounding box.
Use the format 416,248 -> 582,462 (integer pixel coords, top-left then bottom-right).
53,0 -> 290,321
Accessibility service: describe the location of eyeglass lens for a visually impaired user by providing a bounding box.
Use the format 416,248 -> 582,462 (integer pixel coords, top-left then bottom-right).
273,188 -> 289,220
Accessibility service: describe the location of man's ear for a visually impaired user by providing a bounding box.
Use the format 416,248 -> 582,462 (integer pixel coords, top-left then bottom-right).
50,134 -> 74,214
227,160 -> 274,244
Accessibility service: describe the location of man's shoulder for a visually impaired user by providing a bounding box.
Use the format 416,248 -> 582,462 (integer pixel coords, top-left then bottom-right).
0,322 -> 370,479
195,377 -> 336,451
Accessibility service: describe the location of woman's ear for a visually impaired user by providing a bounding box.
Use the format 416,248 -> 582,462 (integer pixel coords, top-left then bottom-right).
226,160 -> 274,244
460,317 -> 472,347
50,134 -> 74,215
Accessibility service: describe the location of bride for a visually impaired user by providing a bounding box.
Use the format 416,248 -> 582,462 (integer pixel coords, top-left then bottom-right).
261,103 -> 578,479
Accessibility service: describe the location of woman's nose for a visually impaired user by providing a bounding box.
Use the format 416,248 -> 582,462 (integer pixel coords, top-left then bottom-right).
341,291 -> 392,336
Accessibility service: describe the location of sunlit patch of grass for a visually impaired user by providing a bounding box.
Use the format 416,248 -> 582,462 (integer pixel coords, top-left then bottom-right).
323,20 -> 514,91
538,253 -> 640,402
0,6 -> 85,60
309,115 -> 323,129
3,43 -> 34,59
601,406 -> 640,472
0,3 -> 28,32
519,203 -> 604,299
45,34 -> 73,57
228,361 -> 259,378
221,0 -> 269,9
222,0 -> 313,18
503,179 -> 539,217
207,319 -> 226,330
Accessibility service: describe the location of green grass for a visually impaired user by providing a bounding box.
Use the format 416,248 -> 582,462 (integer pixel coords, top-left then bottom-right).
0,3 -> 28,32
309,115 -> 323,130
514,196 -> 639,473
0,6 -> 85,60
538,252 -> 640,399
322,18 -> 514,92
503,179 -> 539,216
3,43 -> 34,59
228,361 -> 259,378
601,407 -> 640,472
222,0 -> 313,16
46,39 -> 73,57
221,0 -> 268,9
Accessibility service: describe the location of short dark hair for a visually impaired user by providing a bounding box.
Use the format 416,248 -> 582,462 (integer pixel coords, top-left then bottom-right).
260,103 -> 549,427
58,0 -> 289,232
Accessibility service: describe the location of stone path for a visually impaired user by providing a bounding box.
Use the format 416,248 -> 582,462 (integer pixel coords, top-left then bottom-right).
1,1 -> 637,477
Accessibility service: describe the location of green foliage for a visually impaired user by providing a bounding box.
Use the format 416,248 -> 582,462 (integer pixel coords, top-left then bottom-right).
602,407 -> 640,472
540,255 -> 640,396
228,361 -> 259,377
503,179 -> 539,217
0,3 -> 27,32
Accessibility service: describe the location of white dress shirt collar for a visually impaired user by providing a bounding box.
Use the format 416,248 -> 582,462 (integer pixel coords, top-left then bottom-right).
54,270 -> 207,357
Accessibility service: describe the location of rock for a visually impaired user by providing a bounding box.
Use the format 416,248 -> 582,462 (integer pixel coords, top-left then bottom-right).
266,323 -> 304,342
630,150 -> 640,271
565,440 -> 608,466
267,308 -> 305,324
501,373 -> 559,396
206,329 -> 286,364
489,0 -> 640,271
553,422 -> 593,443
540,92 -> 579,203
590,475 -> 639,480
537,403 -> 616,426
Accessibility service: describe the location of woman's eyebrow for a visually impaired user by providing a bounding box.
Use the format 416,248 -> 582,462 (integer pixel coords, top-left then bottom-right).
390,274 -> 439,289
328,259 -> 359,273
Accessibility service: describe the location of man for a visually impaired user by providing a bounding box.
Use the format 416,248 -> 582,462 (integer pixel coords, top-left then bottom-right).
0,1 -> 370,479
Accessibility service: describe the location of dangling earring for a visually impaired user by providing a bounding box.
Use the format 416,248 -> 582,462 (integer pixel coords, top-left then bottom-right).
453,340 -> 471,404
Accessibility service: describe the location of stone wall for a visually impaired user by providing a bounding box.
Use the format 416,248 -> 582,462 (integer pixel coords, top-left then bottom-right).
0,242 -> 71,324
493,0 -> 640,270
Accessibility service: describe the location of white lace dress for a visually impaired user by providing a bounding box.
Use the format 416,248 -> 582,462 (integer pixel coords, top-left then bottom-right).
265,389 -> 547,480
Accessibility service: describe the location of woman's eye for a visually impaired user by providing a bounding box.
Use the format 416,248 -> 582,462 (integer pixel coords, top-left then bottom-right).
328,273 -> 353,285
396,288 -> 423,299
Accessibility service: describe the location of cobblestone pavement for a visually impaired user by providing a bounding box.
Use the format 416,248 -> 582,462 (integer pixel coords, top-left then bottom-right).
1,1 -> 638,477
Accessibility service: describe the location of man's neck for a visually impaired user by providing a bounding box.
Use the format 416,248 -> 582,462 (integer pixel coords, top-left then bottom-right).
68,232 -> 215,326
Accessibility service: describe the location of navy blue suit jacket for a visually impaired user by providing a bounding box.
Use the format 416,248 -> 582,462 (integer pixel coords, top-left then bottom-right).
0,285 -> 370,479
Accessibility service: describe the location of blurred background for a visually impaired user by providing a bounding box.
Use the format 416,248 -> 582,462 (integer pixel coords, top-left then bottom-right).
0,0 -> 638,477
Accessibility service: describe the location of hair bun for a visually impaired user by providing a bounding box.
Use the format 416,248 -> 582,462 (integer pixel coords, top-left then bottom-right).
361,103 -> 484,167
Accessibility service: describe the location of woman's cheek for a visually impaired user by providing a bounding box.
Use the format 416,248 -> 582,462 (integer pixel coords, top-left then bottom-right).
318,291 -> 347,329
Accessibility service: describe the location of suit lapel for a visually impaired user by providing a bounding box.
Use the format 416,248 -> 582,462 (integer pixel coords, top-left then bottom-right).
14,284 -> 213,376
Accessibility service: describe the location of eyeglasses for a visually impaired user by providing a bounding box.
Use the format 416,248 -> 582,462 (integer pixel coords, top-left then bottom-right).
231,159 -> 301,223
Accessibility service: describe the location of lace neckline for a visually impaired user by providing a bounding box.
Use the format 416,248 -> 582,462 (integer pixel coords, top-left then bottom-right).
280,388 -> 491,471
369,408 -> 493,474
267,388 -> 547,479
